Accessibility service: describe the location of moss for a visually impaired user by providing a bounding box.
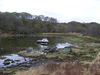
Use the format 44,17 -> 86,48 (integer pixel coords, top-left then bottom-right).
46,53 -> 58,59
20,53 -> 41,57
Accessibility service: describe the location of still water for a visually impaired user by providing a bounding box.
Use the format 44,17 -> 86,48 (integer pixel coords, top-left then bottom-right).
0,35 -> 67,55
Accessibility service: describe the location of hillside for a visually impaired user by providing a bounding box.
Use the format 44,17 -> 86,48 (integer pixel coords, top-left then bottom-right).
0,12 -> 100,37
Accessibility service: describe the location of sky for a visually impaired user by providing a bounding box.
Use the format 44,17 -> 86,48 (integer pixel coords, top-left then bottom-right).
0,0 -> 100,23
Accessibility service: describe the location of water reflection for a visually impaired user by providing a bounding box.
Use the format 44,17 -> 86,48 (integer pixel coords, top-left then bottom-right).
0,36 -> 63,55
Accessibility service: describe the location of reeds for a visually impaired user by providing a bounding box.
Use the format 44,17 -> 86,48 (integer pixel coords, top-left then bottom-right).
15,52 -> 100,75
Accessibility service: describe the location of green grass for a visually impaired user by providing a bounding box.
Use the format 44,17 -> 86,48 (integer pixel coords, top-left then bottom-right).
1,33 -> 100,75
19,33 -> 100,64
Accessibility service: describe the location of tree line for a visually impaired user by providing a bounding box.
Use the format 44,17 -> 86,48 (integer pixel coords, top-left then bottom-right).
0,12 -> 100,37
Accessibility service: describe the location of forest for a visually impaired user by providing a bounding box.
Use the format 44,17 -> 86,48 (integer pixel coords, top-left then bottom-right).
0,11 -> 100,37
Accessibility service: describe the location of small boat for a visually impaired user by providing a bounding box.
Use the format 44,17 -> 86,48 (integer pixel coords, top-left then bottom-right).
37,38 -> 49,44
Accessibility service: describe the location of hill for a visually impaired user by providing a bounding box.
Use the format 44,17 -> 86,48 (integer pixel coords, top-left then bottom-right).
0,12 -> 100,37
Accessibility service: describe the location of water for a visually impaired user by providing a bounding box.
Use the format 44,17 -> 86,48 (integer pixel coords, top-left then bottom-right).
0,35 -> 74,68
56,42 -> 73,49
0,35 -> 65,55
0,54 -> 31,68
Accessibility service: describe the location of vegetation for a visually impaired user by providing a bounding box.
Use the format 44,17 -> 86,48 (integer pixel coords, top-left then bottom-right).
15,62 -> 84,75
0,65 -> 29,75
0,11 -> 100,75
0,12 -> 100,37
15,52 -> 100,75
19,33 -> 100,64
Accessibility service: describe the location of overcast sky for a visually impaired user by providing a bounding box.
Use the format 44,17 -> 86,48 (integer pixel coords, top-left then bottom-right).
0,0 -> 100,23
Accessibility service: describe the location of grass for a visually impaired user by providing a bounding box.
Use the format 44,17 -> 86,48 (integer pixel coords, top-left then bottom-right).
15,51 -> 100,75
15,62 -> 84,75
0,64 -> 30,75
19,33 -> 100,64
20,52 -> 41,57
1,33 -> 100,75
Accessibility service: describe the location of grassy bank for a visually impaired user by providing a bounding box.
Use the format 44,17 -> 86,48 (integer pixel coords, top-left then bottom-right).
19,33 -> 100,63
0,33 -> 100,75
15,52 -> 100,75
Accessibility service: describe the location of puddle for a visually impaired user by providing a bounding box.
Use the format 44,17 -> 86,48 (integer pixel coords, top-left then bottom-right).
0,42 -> 74,68
56,42 -> 73,49
0,54 -> 31,68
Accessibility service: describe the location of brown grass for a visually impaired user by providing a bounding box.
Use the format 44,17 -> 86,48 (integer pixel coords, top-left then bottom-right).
89,52 -> 100,75
15,52 -> 100,75
15,61 -> 84,75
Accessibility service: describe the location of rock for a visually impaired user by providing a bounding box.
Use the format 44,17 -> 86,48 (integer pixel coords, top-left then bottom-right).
37,38 -> 49,43
27,47 -> 34,53
3,59 -> 14,65
3,59 -> 11,65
